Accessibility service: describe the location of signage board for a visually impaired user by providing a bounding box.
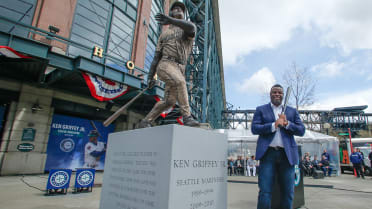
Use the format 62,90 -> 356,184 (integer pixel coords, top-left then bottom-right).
22,128 -> 36,141
46,169 -> 72,190
44,114 -> 115,171
74,168 -> 95,188
17,143 -> 34,152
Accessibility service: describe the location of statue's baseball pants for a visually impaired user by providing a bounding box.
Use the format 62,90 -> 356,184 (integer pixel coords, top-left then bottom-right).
144,60 -> 191,121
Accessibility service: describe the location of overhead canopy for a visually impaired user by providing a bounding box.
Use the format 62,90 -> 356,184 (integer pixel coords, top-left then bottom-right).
332,105 -> 368,112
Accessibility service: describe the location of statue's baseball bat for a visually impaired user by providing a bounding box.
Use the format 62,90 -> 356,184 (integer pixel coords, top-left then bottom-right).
282,86 -> 292,114
103,87 -> 149,127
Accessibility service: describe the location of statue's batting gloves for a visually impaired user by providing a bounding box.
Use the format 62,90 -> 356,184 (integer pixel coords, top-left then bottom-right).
148,79 -> 156,89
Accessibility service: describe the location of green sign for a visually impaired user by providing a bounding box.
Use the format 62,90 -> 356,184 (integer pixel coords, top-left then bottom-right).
17,143 -> 34,152
22,128 -> 36,141
338,133 -> 349,136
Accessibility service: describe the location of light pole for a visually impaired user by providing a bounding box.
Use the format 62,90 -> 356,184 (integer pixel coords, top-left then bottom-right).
324,122 -> 331,135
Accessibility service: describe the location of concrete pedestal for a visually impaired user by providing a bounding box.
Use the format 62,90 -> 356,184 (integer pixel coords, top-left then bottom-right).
99,124 -> 227,209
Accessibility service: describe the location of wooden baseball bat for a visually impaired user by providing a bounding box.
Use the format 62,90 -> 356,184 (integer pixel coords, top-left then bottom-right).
103,87 -> 149,127
282,86 -> 292,114
278,86 -> 291,128
89,120 -> 101,137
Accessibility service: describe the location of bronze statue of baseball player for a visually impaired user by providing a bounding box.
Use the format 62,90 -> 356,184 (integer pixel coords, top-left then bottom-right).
139,1 -> 199,128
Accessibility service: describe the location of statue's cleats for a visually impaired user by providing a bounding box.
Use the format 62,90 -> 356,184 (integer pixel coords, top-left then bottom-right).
183,115 -> 200,127
138,119 -> 152,128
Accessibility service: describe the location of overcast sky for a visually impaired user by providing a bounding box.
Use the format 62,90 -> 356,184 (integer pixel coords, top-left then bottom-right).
218,0 -> 372,112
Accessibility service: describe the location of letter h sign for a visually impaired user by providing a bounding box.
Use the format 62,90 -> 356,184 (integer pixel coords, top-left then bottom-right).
93,46 -> 104,58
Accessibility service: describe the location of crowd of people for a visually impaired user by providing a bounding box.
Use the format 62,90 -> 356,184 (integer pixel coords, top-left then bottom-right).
229,148 -> 372,179
228,150 -> 335,178
300,149 -> 333,177
228,155 -> 259,177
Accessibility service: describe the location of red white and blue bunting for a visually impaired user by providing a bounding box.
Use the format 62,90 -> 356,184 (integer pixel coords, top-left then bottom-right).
82,72 -> 130,101
0,46 -> 31,58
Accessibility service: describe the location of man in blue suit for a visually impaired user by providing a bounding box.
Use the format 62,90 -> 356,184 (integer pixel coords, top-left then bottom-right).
252,84 -> 305,209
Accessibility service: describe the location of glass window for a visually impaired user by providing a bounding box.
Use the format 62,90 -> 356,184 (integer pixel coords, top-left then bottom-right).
114,0 -> 126,12
68,0 -> 110,57
106,6 -> 136,64
69,0 -> 137,70
126,4 -> 137,20
0,0 -> 37,38
127,0 -> 138,8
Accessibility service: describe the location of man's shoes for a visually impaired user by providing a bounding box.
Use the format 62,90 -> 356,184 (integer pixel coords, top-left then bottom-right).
183,115 -> 200,127
138,119 -> 151,128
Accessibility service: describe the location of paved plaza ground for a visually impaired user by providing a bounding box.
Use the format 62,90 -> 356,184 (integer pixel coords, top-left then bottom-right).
228,173 -> 372,209
0,172 -> 371,209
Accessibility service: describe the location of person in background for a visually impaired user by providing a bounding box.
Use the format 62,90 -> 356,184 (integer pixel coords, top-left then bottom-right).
311,155 -> 321,173
350,148 -> 365,179
356,148 -> 366,173
245,156 -> 250,176
300,156 -> 306,175
369,150 -> 372,171
228,157 -> 234,176
233,157 -> 238,175
320,155 -> 333,177
247,155 -> 257,177
302,156 -> 313,176
240,156 -> 246,176
304,152 -> 311,161
236,156 -> 244,176
322,149 -> 330,161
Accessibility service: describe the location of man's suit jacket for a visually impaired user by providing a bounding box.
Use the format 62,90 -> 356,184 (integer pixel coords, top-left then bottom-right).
251,103 -> 305,166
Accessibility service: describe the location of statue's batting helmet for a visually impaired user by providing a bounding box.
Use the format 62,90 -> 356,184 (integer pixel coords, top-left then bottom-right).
170,1 -> 186,17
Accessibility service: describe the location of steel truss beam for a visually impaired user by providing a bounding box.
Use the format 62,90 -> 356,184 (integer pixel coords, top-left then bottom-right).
184,0 -> 225,128
222,109 -> 372,134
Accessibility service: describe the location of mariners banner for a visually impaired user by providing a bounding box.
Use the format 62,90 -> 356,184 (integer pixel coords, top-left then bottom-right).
45,114 -> 115,171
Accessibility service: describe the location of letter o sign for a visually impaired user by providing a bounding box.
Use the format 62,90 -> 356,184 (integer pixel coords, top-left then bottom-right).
126,61 -> 135,70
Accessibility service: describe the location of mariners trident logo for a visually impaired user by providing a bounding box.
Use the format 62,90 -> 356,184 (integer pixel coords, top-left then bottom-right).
60,138 -> 75,152
77,170 -> 94,186
50,171 -> 70,187
294,164 -> 301,186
